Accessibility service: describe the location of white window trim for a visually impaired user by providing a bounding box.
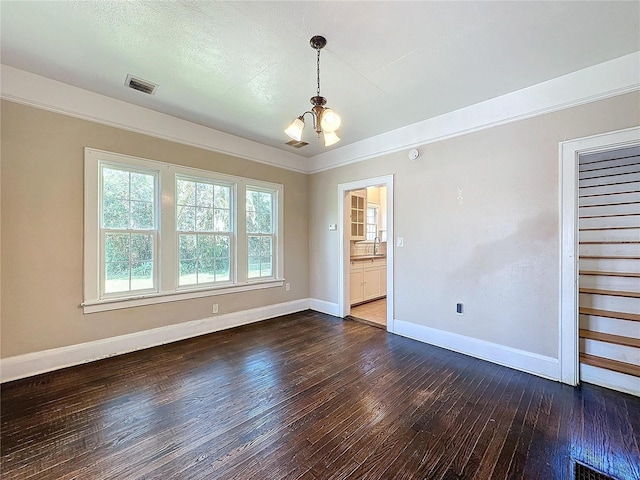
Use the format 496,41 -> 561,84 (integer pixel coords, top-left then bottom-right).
83,148 -> 284,314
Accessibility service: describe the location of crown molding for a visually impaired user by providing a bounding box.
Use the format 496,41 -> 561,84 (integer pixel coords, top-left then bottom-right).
0,64 -> 310,174
3,52 -> 639,176
307,52 -> 640,173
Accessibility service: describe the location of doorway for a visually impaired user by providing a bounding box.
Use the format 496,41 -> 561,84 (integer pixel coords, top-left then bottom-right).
338,176 -> 394,332
560,127 -> 640,393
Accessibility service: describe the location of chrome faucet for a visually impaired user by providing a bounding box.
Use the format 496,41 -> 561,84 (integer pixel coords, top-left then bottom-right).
373,236 -> 380,255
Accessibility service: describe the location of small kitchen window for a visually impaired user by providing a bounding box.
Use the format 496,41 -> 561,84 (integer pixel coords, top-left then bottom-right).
366,206 -> 378,241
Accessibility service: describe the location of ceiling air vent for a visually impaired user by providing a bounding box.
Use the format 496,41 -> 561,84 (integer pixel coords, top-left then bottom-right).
286,140 -> 308,148
125,74 -> 158,95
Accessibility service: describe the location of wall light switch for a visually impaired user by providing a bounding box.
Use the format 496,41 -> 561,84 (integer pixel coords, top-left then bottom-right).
397,237 -> 404,247
328,224 -> 337,231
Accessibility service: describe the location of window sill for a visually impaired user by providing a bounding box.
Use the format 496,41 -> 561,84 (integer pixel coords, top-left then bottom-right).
82,279 -> 285,314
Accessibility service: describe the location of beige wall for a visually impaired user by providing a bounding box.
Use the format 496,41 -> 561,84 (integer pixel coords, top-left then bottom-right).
309,92 -> 640,359
3,91 -> 639,362
1,101 -> 309,357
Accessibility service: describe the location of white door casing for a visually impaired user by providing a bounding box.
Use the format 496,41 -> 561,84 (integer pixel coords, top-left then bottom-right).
559,126 -> 640,386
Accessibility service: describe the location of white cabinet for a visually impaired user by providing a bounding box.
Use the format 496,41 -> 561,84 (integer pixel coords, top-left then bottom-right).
363,267 -> 381,300
350,269 -> 364,305
349,190 -> 366,240
350,257 -> 386,306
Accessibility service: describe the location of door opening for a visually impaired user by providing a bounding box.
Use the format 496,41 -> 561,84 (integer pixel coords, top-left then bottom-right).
560,127 -> 639,394
338,176 -> 394,332
348,186 -> 388,328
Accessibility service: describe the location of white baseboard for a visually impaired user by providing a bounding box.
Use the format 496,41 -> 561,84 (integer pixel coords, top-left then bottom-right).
580,363 -> 639,397
393,319 -> 560,381
309,298 -> 340,317
0,299 -> 310,383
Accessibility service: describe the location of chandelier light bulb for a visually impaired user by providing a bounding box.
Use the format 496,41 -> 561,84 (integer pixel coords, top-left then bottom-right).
320,108 -> 341,133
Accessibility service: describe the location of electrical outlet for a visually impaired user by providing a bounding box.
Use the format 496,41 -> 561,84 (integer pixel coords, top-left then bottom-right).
456,303 -> 463,315
285,283 -> 291,291
212,304 -> 219,314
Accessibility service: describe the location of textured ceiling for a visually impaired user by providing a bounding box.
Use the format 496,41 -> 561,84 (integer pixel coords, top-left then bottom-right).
1,1 -> 639,157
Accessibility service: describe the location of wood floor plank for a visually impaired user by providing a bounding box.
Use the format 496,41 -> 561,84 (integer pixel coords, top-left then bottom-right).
2,310 -> 639,480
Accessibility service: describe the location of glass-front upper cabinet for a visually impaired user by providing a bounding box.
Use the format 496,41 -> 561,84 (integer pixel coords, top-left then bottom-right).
349,190 -> 366,240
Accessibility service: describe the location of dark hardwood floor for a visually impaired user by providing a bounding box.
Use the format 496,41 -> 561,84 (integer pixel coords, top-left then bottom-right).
1,310 -> 639,479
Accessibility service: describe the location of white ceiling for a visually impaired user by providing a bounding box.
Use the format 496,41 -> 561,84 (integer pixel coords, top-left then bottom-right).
1,1 -> 639,158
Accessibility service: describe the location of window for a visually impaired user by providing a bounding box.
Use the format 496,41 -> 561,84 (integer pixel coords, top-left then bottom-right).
176,178 -> 232,286
84,148 -> 284,313
101,164 -> 158,295
366,206 -> 378,241
246,188 -> 275,279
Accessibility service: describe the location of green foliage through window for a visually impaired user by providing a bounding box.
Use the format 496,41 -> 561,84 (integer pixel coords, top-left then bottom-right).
101,165 -> 157,294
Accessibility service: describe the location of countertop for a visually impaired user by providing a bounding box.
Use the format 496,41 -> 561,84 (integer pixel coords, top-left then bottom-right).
350,255 -> 386,260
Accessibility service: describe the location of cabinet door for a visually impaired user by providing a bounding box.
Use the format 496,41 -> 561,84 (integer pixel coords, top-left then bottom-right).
349,191 -> 367,240
350,270 -> 364,305
363,266 -> 381,301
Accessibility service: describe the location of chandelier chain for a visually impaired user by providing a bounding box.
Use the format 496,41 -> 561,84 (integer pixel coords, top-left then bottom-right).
316,48 -> 321,97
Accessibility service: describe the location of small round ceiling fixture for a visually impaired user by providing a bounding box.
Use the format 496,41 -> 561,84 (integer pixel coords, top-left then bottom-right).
408,148 -> 420,161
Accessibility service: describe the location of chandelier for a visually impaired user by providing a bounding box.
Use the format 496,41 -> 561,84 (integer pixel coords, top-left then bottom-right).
285,35 -> 341,147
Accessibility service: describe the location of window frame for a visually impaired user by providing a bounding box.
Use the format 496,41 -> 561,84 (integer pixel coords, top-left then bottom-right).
175,174 -> 236,289
246,185 -> 278,281
83,148 -> 284,314
99,162 -> 160,298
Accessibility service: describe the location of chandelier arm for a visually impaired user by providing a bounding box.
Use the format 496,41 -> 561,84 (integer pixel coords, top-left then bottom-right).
299,110 -> 317,131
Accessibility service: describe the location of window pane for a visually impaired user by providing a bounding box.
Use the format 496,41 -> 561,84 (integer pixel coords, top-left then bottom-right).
130,172 -> 154,202
179,234 -> 197,260
131,234 -> 153,262
248,234 -> 273,279
196,207 -> 213,231
131,201 -> 154,229
215,258 -> 230,281
198,234 -> 215,259
177,205 -> 196,231
103,168 -> 129,200
214,209 -> 230,232
248,236 -> 261,257
246,213 -> 257,234
214,185 -> 230,209
247,190 -> 271,213
248,257 -> 261,279
105,233 -> 130,262
103,198 -> 129,229
215,235 -> 230,259
246,189 -> 273,234
196,182 -> 214,207
177,179 -> 196,206
131,262 -> 153,290
256,213 -> 271,233
199,258 -> 215,283
261,237 -> 272,256
179,260 -> 197,285
105,262 -> 130,293
260,256 -> 272,277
